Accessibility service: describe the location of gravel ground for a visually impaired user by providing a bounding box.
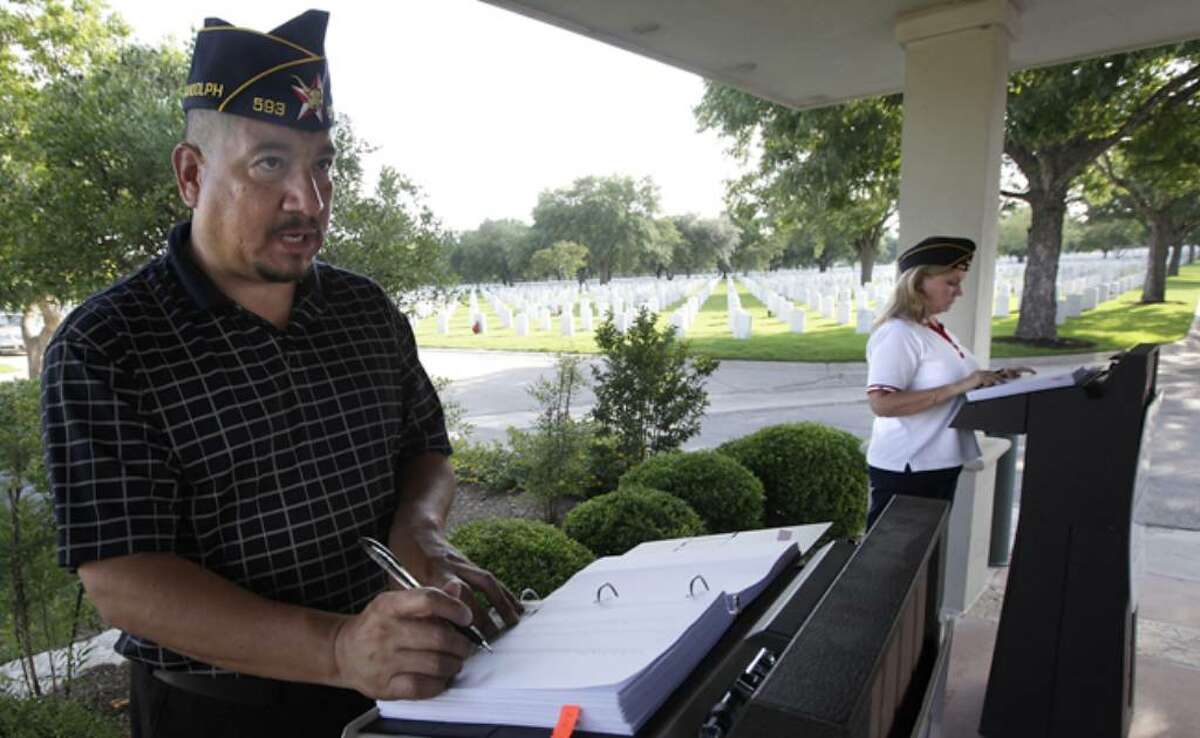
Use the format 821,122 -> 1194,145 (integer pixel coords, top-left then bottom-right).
52,483 -> 545,736
50,662 -> 131,735
445,483 -> 548,530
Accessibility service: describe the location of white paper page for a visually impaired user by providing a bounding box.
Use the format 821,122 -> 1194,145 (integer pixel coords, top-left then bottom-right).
450,595 -> 722,689
966,366 -> 1096,402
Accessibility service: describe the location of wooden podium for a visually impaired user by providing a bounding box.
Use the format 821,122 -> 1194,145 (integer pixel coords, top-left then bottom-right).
952,344 -> 1161,738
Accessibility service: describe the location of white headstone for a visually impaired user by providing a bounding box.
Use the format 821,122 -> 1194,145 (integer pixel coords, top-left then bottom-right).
789,309 -> 806,333
670,311 -> 688,336
471,312 -> 488,335
993,287 -> 1009,318
437,311 -> 450,334
514,312 -> 529,336
836,300 -> 852,325
560,311 -> 575,336
733,310 -> 753,340
856,308 -> 874,334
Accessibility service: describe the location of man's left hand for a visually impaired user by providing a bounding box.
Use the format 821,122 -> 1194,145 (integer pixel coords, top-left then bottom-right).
391,523 -> 523,640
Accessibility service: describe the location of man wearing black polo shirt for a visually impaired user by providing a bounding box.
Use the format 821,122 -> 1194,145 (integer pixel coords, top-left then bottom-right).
41,11 -> 519,737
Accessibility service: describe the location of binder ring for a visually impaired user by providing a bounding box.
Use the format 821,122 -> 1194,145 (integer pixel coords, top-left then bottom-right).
595,582 -> 619,603
688,574 -> 710,597
519,588 -> 541,603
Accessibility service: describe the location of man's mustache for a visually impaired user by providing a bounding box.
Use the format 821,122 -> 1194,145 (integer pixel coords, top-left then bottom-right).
272,218 -> 324,236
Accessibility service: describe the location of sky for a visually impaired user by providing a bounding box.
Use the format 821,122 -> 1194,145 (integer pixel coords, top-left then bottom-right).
105,0 -> 749,232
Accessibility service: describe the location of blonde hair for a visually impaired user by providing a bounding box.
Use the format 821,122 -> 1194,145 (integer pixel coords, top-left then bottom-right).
873,263 -> 960,328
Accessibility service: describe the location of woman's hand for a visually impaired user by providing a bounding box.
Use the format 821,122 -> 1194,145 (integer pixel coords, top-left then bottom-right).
993,366 -> 1036,381
957,370 -> 1005,392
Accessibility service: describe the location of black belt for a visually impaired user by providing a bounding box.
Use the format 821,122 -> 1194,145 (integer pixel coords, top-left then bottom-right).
153,669 -> 285,706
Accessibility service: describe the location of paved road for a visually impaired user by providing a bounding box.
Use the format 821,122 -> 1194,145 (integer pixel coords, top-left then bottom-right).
420,347 -> 1109,450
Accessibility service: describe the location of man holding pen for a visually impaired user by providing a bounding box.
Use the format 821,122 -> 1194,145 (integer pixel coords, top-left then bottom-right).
41,10 -> 519,736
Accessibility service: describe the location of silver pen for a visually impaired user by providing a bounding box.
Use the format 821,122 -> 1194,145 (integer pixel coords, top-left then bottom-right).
358,536 -> 494,653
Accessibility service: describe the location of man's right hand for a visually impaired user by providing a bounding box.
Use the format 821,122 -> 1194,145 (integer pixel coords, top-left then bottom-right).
333,583 -> 475,700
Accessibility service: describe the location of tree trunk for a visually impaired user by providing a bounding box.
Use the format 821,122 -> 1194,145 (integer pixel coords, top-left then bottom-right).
22,299 -> 64,379
1168,240 -> 1183,277
1016,192 -> 1068,340
857,238 -> 876,285
1141,214 -> 1171,303
7,487 -> 42,697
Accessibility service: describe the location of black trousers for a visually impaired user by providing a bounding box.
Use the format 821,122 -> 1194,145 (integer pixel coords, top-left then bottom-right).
130,661 -> 373,738
867,465 -> 962,529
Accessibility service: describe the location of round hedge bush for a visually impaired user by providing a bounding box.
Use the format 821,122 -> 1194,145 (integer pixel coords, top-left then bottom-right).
718,422 -> 868,538
561,484 -> 707,557
619,450 -> 765,533
449,518 -> 594,598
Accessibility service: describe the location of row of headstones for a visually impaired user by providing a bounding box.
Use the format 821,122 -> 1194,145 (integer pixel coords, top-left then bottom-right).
667,280 -> 719,336
484,277 -> 702,324
432,278 -> 712,337
414,253 -> 1151,336
991,270 -> 1144,320
738,276 -> 879,338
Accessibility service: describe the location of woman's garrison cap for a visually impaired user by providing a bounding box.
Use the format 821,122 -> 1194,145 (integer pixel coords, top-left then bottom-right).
898,236 -> 976,272
183,10 -> 333,131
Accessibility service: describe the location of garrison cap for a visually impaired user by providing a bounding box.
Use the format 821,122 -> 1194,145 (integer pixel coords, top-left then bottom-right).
898,236 -> 976,273
183,10 -> 333,131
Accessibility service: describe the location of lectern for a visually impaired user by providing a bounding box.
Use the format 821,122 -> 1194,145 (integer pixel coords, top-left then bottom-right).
343,496 -> 953,738
952,344 -> 1161,738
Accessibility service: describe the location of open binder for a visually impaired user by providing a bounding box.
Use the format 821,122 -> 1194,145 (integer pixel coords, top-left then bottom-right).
376,524 -> 830,736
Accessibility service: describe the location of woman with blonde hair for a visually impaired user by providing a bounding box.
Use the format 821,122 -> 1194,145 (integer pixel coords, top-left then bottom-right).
864,236 -> 1032,527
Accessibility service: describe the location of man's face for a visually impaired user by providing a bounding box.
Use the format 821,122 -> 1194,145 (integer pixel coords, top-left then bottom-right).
186,115 -> 336,284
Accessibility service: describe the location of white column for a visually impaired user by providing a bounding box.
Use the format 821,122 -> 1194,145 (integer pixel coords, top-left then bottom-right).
896,1 -> 1017,608
895,0 -> 1017,366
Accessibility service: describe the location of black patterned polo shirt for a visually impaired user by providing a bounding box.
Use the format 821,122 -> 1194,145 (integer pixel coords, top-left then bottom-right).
42,221 -> 451,673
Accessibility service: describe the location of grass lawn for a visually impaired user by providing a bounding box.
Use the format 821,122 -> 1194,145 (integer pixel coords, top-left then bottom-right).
414,263 -> 1200,362
990,263 -> 1200,358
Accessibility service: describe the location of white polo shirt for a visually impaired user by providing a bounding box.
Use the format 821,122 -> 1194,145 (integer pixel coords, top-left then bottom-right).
865,317 -> 981,472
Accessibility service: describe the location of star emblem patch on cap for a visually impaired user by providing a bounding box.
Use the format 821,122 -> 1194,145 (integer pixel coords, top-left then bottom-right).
291,74 -> 327,122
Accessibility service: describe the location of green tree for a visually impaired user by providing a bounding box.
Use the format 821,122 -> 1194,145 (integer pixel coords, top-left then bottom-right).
695,89 -> 902,284
2,40 -> 188,377
1003,44 -> 1200,337
670,214 -> 740,277
451,219 -> 534,285
527,240 -> 589,282
642,218 -> 681,278
1095,96 -> 1200,301
1,380 -> 95,697
997,205 -> 1032,260
590,308 -> 719,462
509,355 -> 593,522
1072,213 -> 1147,259
323,119 -> 454,309
530,175 -> 661,283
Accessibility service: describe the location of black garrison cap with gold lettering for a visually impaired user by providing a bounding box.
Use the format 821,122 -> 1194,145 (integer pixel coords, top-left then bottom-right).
182,10 -> 333,131
897,236 -> 976,273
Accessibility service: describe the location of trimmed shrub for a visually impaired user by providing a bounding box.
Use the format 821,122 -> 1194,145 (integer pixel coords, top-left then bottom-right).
562,484 -> 707,557
582,431 -> 638,498
0,694 -> 123,738
619,451 -> 764,533
449,518 -> 594,598
718,423 -> 868,538
451,438 -> 525,494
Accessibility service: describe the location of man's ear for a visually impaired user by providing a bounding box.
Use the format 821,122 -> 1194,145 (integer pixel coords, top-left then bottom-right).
172,142 -> 204,208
